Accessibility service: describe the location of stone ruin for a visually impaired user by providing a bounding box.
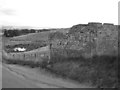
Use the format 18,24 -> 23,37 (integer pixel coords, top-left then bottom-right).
50,22 -> 119,58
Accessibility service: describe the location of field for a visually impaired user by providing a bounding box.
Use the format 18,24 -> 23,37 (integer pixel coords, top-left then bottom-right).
3,31 -> 50,46
11,31 -> 50,41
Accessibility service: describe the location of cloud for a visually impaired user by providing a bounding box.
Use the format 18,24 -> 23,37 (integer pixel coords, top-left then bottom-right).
0,8 -> 16,15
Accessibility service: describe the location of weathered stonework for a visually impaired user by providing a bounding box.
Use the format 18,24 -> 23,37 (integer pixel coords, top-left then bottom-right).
50,22 -> 118,59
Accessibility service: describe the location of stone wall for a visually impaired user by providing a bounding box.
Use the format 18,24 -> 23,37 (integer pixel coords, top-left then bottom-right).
2,46 -> 50,63
50,22 -> 118,59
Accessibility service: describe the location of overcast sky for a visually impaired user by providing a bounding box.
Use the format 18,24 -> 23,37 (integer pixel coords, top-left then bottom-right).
0,0 -> 119,28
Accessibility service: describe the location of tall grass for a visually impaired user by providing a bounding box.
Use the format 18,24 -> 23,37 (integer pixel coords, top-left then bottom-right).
48,54 -> 118,88
2,55 -> 49,68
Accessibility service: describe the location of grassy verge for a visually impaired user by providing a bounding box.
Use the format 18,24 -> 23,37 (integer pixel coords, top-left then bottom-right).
2,56 -> 48,68
48,55 -> 118,88
2,54 -> 118,88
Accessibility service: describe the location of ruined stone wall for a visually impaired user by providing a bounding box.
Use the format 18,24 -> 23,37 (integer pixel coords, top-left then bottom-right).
96,23 -> 118,56
50,22 -> 118,59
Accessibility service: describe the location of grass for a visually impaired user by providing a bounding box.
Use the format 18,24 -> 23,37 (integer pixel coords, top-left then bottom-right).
2,31 -> 50,47
47,55 -> 118,88
10,31 -> 50,41
2,55 -> 48,68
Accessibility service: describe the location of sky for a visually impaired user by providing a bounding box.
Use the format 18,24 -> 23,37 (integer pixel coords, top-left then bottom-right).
0,0 -> 119,28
